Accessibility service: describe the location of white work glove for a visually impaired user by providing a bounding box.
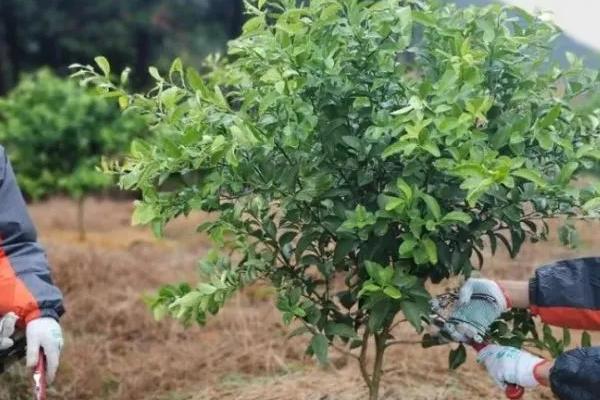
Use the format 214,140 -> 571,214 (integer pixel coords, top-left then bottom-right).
477,345 -> 548,389
26,317 -> 63,384
0,312 -> 18,351
440,278 -> 509,343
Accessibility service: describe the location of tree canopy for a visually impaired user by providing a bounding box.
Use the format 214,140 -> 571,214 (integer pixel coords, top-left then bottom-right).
76,1 -> 600,398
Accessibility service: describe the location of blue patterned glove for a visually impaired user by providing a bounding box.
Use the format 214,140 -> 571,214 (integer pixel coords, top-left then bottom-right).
441,278 -> 510,343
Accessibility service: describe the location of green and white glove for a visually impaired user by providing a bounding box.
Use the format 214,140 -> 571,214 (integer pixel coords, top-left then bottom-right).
477,345 -> 548,389
442,278 -> 510,343
0,312 -> 18,351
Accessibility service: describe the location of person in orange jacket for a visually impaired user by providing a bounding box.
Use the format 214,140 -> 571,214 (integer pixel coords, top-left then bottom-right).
443,259 -> 600,400
0,146 -> 64,383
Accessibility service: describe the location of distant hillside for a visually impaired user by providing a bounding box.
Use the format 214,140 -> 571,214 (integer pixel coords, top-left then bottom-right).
453,0 -> 600,67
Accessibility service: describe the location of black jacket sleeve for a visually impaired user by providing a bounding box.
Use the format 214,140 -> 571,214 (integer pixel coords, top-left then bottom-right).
550,347 -> 600,400
529,257 -> 600,330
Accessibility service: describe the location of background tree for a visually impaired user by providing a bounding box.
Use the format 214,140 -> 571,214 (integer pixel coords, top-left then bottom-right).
0,0 -> 244,94
77,1 -> 600,398
0,68 -> 147,239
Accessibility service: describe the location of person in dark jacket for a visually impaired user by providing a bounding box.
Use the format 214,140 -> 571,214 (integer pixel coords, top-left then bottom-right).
443,258 -> 600,400
0,145 -> 64,383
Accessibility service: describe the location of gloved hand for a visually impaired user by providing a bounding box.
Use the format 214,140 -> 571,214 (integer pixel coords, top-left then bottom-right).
477,345 -> 548,389
26,317 -> 63,384
440,278 -> 510,343
0,312 -> 18,350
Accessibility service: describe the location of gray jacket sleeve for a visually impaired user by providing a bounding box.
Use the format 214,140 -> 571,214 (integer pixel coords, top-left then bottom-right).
0,145 -> 64,324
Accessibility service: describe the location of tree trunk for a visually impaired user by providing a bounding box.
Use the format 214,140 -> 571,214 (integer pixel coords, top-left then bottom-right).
77,197 -> 86,241
358,329 -> 388,400
369,333 -> 387,400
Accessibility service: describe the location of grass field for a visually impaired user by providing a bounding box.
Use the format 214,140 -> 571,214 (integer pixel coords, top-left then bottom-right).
1,197 -> 599,400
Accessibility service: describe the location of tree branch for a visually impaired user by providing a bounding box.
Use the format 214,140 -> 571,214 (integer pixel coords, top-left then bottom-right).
359,328 -> 372,390
331,343 -> 360,361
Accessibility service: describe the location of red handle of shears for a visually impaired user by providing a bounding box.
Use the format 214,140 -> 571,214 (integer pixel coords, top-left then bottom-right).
470,342 -> 525,399
33,350 -> 47,400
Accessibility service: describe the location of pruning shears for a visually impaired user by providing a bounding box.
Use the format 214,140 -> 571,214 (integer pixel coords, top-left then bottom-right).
33,350 -> 47,400
430,292 -> 524,400
0,332 -> 47,400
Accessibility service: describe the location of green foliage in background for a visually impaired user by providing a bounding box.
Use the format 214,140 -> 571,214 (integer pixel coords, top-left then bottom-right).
0,69 -> 146,200
77,1 -> 600,398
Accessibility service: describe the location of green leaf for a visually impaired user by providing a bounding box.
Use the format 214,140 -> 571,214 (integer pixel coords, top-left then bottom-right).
412,11 -> 436,27
243,15 -> 264,33
118,96 -> 128,110
582,331 -> 592,347
148,66 -> 162,81
449,344 -> 467,370
379,265 -> 394,284
562,327 -> 571,348
422,238 -> 438,264
420,193 -> 441,220
321,3 -> 341,21
538,105 -> 561,128
383,286 -> 402,299
132,202 -> 155,225
382,141 -> 407,159
169,57 -> 183,80
558,223 -> 580,249
341,135 -> 361,150
214,85 -> 229,108
310,334 -> 329,364
186,67 -> 208,93
325,323 -> 357,338
384,196 -> 404,212
582,197 -> 600,213
152,304 -> 169,321
512,169 -> 548,188
333,239 -> 354,264
398,238 -> 417,256
558,162 -> 579,184
368,299 -> 392,331
120,67 -> 130,85
295,232 -> 318,260
421,333 -> 442,348
465,178 -> 494,206
196,283 -> 217,295
401,299 -> 427,332
442,211 -> 472,224
94,56 -> 110,77
279,231 -> 297,246
365,260 -> 380,280
358,282 -> 381,298
396,178 -> 413,201
421,142 -> 441,157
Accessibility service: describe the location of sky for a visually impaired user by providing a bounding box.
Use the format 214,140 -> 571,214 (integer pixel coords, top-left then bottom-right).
502,0 -> 600,50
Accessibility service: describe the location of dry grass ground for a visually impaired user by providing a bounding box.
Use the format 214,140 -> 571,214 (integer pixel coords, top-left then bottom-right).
1,197 -> 599,400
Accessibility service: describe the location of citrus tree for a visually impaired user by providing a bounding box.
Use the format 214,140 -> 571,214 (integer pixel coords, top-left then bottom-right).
0,69 -> 146,239
76,1 -> 600,398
